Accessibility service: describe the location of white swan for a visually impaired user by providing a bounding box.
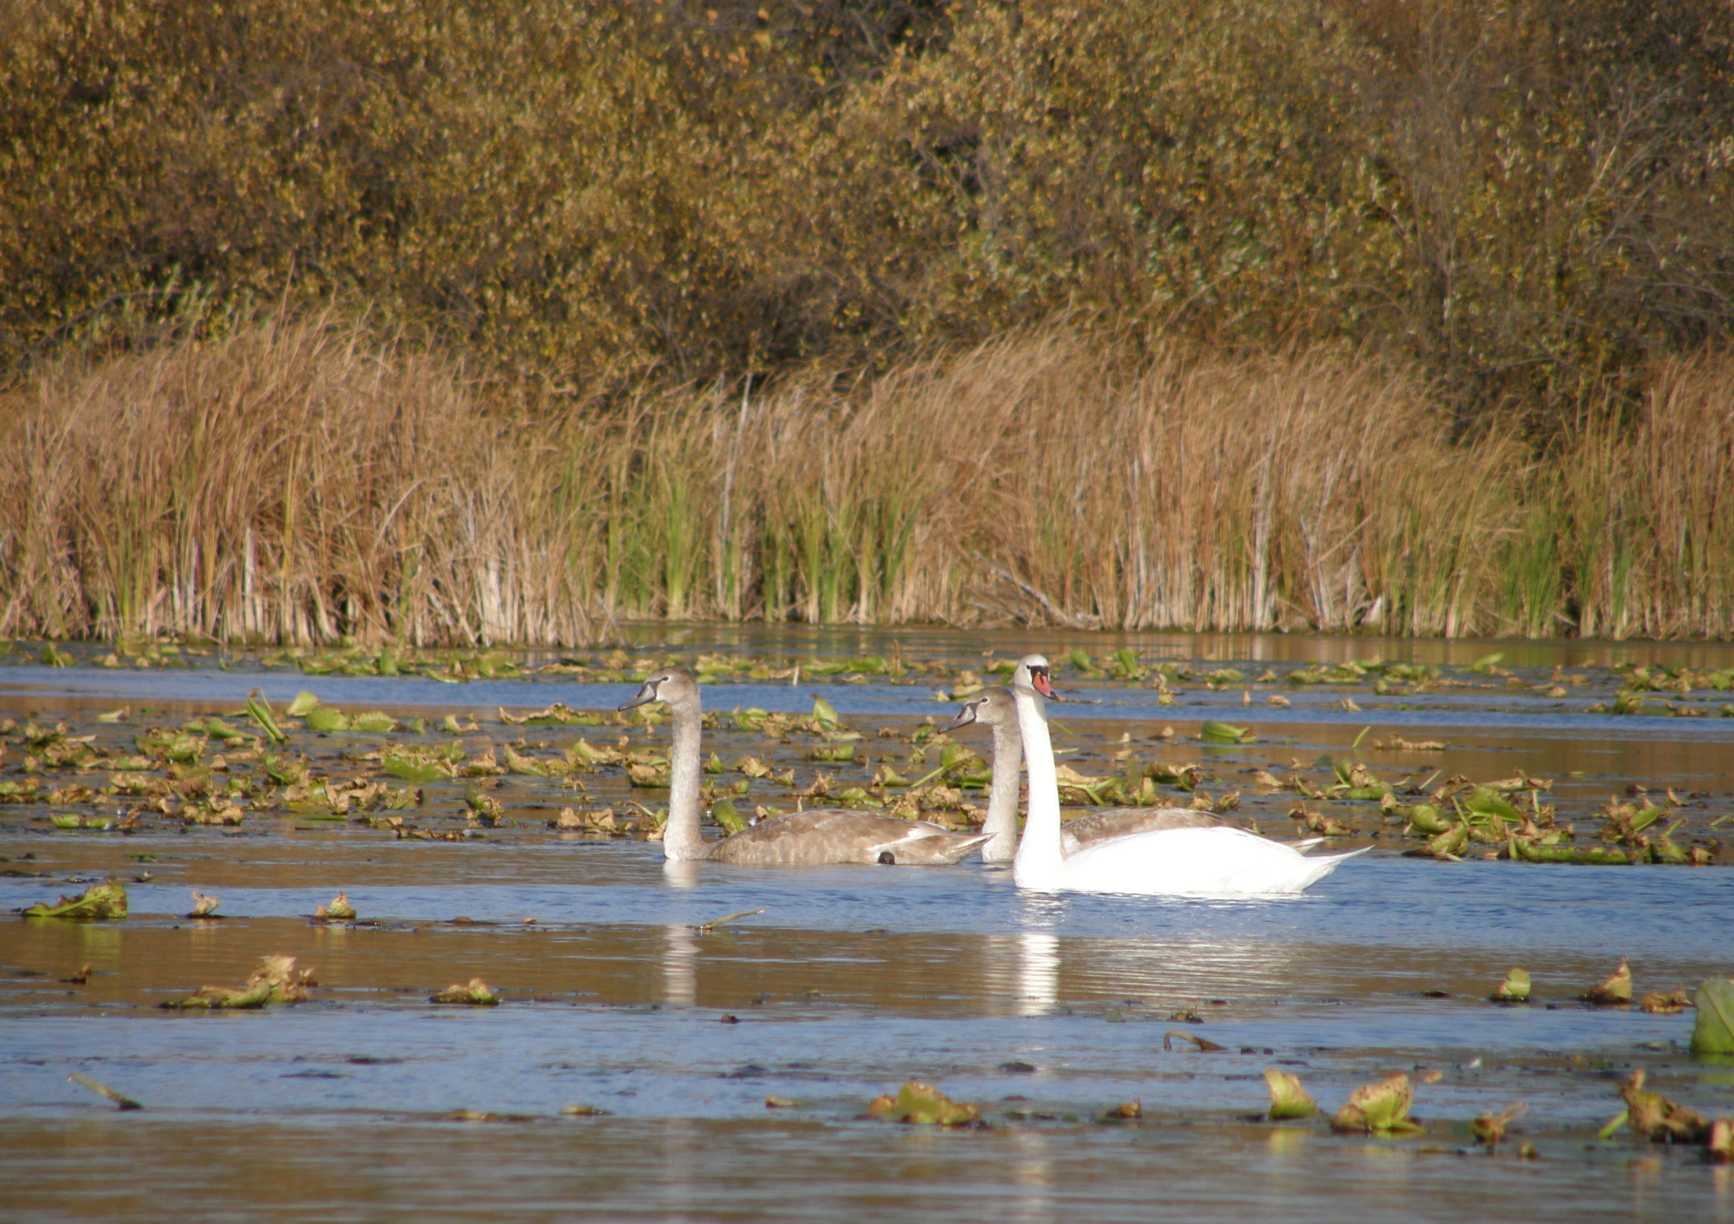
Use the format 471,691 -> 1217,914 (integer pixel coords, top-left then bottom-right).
945,685 -> 1226,863
619,669 -> 990,866
1004,655 -> 1369,896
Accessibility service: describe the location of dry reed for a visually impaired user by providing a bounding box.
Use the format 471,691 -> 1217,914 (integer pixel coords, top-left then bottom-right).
2,316 -> 1730,644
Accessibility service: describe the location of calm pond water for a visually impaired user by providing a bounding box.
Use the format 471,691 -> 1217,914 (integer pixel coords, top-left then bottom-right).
2,629 -> 1732,1221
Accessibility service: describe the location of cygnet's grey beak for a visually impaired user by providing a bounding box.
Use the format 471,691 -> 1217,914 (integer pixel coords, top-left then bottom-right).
618,680 -> 659,711
942,700 -> 982,733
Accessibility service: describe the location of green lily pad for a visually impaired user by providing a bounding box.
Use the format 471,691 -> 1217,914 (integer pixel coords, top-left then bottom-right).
1692,979 -> 1734,1056
1331,1073 -> 1423,1136
24,879 -> 128,920
712,799 -> 747,835
1491,967 -> 1531,1004
866,1080 -> 980,1126
161,954 -> 312,1009
244,690 -> 286,744
1263,1068 -> 1317,1120
303,705 -> 350,732
1200,721 -> 1254,743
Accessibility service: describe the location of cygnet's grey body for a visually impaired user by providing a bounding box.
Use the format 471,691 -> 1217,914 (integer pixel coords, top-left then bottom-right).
621,669 -> 990,866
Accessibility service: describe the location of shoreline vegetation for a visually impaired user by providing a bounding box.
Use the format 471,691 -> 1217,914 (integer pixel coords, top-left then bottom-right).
3,313 -> 1729,645
2,2 -> 1731,644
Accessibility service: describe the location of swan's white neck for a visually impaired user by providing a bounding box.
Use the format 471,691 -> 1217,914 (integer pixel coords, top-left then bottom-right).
662,701 -> 708,861
981,717 -> 1024,862
1011,686 -> 1064,885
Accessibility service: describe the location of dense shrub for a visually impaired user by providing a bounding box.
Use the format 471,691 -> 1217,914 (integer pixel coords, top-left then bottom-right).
3,0 -> 1731,424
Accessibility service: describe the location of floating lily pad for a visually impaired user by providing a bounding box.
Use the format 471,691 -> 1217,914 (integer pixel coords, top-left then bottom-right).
1200,720 -> 1254,744
1491,967 -> 1531,1004
866,1081 -> 980,1126
1617,1068 -> 1710,1143
162,954 -> 313,1009
430,978 -> 500,1005
244,690 -> 286,744
1692,979 -> 1734,1056
23,879 -> 127,920
1470,1102 -> 1526,1148
1582,959 -> 1632,1006
1263,1068 -> 1317,1120
314,892 -> 356,921
1331,1073 -> 1423,1136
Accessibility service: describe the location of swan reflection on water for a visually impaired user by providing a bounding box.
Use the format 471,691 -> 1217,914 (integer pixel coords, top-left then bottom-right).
982,892 -> 1319,1015
662,921 -> 698,1008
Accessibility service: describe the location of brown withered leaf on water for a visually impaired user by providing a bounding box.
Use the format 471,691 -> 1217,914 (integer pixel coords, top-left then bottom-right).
1101,1100 -> 1143,1121
1618,1068 -> 1710,1143
1640,988 -> 1691,1015
1330,1073 -> 1423,1136
1470,1102 -> 1527,1148
430,978 -> 500,1006
1710,1118 -> 1732,1163
68,1072 -> 142,1111
1163,1029 -> 1227,1053
186,890 -> 221,919
1263,1068 -> 1317,1120
1582,959 -> 1633,1006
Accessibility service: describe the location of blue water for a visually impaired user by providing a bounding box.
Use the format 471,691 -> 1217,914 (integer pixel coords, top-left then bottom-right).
2,647 -> 1732,1221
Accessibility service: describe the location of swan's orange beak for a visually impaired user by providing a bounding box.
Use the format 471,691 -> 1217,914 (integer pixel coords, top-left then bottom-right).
1030,666 -> 1061,700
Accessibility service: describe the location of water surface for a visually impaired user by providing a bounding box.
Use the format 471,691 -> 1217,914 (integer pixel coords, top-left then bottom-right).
3,629 -> 1732,1220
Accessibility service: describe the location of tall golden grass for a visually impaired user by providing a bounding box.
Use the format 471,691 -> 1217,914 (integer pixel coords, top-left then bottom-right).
2,313 -> 1730,644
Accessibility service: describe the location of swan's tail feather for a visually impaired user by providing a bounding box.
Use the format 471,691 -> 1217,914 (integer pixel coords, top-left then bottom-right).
1296,843 -> 1373,890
